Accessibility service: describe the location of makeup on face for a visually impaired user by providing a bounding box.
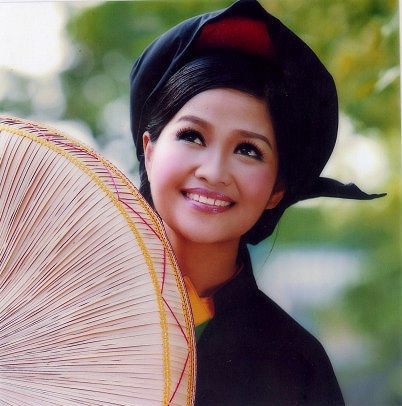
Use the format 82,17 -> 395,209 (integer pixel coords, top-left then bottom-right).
144,88 -> 282,247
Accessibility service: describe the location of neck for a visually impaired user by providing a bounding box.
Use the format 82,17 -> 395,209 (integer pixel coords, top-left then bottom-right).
166,231 -> 240,297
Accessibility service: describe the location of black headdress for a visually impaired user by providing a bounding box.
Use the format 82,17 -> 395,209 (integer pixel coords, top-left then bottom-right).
130,0 -> 385,244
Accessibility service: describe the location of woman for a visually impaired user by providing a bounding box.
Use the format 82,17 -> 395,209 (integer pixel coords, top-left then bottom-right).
130,1 -> 384,404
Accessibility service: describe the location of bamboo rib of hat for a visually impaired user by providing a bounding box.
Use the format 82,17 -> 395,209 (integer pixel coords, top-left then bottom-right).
0,116 -> 196,405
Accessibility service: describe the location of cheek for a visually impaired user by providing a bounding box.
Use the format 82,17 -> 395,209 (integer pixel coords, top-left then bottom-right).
241,166 -> 277,204
148,147 -> 187,195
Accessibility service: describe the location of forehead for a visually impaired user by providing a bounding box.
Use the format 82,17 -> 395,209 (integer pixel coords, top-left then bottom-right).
173,88 -> 273,132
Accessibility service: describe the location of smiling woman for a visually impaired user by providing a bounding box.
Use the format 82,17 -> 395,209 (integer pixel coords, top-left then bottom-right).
128,1 -> 386,404
144,87 -> 282,295
141,52 -> 284,301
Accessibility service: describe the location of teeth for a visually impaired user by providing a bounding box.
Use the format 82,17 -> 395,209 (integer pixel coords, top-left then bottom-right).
186,192 -> 231,207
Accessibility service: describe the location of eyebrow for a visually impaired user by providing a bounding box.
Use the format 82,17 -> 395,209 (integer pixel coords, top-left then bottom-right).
177,115 -> 208,128
177,114 -> 273,150
238,130 -> 273,150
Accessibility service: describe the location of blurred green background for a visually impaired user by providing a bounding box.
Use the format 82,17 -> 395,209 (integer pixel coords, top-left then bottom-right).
0,1 -> 400,404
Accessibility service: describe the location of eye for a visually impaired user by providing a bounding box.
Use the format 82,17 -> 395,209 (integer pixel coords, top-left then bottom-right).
235,142 -> 263,161
176,129 -> 205,146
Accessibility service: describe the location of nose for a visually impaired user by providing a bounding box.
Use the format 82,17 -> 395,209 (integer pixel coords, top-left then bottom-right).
194,150 -> 232,186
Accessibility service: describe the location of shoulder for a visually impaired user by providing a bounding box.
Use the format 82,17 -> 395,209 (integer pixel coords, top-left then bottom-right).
249,288 -> 324,352
243,288 -> 345,404
235,248 -> 332,360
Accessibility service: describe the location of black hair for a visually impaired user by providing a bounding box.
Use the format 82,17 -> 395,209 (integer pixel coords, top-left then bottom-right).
139,51 -> 287,216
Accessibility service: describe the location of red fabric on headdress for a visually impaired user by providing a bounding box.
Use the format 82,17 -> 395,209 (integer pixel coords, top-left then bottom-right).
195,17 -> 275,60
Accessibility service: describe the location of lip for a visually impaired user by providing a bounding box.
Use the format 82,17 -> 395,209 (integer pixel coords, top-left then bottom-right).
181,188 -> 235,213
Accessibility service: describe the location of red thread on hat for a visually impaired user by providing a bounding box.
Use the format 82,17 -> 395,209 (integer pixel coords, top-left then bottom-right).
195,17 -> 275,60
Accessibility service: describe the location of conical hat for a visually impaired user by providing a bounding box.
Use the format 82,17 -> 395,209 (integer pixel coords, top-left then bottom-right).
0,116 -> 196,405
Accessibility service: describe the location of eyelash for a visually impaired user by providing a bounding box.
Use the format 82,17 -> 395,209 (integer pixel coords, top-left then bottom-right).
176,128 -> 205,146
176,128 -> 264,161
235,142 -> 264,161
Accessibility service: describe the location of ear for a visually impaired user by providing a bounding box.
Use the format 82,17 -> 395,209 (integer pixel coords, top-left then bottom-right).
142,131 -> 154,171
266,183 -> 285,209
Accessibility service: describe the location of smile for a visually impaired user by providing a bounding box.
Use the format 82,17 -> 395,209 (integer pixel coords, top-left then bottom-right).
182,189 -> 235,211
186,192 -> 232,207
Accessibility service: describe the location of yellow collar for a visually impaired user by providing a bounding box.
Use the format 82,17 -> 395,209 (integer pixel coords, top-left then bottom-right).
183,276 -> 214,327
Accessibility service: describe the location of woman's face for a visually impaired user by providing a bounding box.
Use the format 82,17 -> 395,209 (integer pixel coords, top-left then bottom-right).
143,88 -> 283,247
